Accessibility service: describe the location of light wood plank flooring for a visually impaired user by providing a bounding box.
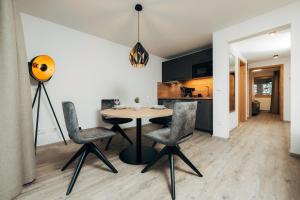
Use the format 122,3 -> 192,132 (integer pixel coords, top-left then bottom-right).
16,113 -> 300,200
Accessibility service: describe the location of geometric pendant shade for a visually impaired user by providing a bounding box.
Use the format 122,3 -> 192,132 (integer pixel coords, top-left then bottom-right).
129,42 -> 149,68
129,4 -> 149,68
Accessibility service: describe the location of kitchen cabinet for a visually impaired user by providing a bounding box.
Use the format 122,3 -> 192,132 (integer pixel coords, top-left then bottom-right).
158,98 -> 213,134
195,100 -> 213,132
162,48 -> 212,82
162,58 -> 192,82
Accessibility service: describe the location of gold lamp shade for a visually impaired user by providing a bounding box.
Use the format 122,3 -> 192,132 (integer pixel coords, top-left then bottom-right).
129,42 -> 149,68
29,55 -> 55,82
129,4 -> 149,68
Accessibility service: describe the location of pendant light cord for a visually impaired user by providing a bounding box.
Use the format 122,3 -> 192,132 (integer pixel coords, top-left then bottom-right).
138,11 -> 140,42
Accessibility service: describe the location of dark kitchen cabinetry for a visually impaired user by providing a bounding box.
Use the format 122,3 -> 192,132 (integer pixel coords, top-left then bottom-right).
195,100 -> 213,132
158,98 -> 213,134
162,58 -> 192,82
162,48 -> 212,82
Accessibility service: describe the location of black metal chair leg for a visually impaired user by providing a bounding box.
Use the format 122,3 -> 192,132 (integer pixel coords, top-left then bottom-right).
62,145 -> 86,171
105,137 -> 113,151
116,125 -> 133,144
66,148 -> 88,195
141,146 -> 169,173
175,148 -> 203,177
105,126 -> 117,150
110,125 -> 118,132
169,153 -> 176,200
90,143 -> 118,173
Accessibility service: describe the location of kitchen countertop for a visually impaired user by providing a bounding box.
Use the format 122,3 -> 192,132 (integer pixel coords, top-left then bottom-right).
158,97 -> 213,100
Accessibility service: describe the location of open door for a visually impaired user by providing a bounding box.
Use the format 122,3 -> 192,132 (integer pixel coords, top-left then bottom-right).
249,65 -> 284,120
239,60 -> 247,123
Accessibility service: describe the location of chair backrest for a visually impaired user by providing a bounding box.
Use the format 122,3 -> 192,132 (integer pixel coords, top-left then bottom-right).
163,100 -> 176,109
169,101 -> 197,143
101,99 -> 116,110
62,101 -> 80,141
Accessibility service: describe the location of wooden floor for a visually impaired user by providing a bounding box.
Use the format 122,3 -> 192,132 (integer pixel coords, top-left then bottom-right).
17,113 -> 300,200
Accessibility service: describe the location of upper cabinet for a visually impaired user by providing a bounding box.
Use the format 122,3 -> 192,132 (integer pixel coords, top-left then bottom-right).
162,58 -> 192,82
162,48 -> 213,82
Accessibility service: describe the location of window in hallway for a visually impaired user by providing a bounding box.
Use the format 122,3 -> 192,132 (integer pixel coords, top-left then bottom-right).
253,78 -> 272,96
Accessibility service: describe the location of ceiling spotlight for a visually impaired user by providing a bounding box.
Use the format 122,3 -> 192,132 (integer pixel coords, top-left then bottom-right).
273,54 -> 279,59
252,69 -> 262,72
268,31 -> 277,36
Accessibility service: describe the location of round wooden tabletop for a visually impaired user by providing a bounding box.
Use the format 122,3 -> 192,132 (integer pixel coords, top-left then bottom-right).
101,107 -> 173,119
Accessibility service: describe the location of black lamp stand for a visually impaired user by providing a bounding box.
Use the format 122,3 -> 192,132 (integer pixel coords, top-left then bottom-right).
32,81 -> 67,150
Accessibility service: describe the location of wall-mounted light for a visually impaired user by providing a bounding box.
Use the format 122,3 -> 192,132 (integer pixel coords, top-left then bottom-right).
273,54 -> 279,59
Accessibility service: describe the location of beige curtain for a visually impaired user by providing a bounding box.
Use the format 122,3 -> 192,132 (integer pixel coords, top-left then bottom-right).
0,0 -> 35,199
270,71 -> 280,114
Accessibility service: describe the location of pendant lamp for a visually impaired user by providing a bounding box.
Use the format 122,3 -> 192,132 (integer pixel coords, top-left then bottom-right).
129,4 -> 149,68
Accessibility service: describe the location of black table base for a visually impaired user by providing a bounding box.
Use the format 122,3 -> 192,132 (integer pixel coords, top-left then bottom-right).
119,145 -> 157,165
119,118 -> 157,165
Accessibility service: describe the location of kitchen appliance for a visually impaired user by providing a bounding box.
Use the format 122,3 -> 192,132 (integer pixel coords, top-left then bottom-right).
180,87 -> 195,97
192,61 -> 213,78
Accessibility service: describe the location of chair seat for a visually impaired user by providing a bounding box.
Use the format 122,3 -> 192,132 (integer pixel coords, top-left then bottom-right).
144,128 -> 193,146
103,117 -> 133,125
149,116 -> 172,126
75,127 -> 116,144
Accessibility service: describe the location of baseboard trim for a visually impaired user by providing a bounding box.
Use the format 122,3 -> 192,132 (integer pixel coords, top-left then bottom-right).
289,152 -> 300,158
212,135 -> 229,141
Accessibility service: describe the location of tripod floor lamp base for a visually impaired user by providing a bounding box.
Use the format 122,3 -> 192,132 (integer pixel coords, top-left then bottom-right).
32,82 -> 67,150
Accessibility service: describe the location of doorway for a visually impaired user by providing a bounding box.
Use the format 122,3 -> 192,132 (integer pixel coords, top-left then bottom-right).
239,60 -> 247,123
249,65 -> 284,120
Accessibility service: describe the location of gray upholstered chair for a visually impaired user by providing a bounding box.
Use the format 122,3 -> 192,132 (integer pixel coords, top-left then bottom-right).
149,100 -> 175,147
62,101 -> 118,195
101,99 -> 133,150
141,101 -> 203,200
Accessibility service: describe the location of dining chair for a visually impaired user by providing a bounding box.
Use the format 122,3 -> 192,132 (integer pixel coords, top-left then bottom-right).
149,100 -> 175,126
149,116 -> 172,127
141,101 -> 202,200
101,99 -> 133,150
149,101 -> 175,147
62,101 -> 118,195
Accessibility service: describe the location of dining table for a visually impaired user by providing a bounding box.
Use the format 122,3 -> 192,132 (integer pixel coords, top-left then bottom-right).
101,107 -> 173,165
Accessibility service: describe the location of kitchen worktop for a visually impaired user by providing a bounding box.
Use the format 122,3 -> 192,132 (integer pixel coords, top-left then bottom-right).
158,97 -> 213,100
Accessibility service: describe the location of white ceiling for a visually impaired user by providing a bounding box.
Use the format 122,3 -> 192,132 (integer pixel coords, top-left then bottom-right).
231,28 -> 291,63
16,0 -> 297,58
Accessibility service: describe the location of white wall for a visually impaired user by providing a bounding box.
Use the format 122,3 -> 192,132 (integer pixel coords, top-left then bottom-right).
21,13 -> 164,146
249,57 -> 291,121
213,1 -> 300,155
229,47 -> 248,131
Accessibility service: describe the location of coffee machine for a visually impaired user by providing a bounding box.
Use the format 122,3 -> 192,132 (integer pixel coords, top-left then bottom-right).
180,87 -> 195,97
